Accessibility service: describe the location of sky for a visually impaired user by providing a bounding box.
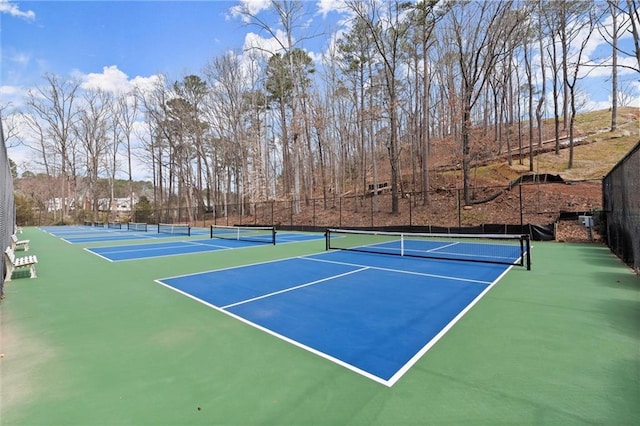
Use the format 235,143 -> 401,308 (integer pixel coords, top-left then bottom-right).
1,0 -> 638,179
0,0 -> 342,177
1,1 -> 280,99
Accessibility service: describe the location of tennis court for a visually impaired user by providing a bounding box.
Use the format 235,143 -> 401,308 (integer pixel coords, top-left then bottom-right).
2,226 -> 638,425
41,224 -> 209,244
157,249 -> 512,386
84,227 -> 323,261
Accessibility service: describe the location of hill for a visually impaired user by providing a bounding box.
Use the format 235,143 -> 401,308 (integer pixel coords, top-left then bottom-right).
276,107 -> 639,242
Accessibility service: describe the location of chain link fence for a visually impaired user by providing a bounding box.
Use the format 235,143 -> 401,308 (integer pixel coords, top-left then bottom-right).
1,116 -> 17,297
141,178 -> 601,241
603,141 -> 640,274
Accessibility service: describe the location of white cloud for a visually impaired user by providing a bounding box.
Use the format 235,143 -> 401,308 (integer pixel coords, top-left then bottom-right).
316,0 -> 347,18
229,0 -> 271,22
0,84 -> 28,109
0,0 -> 35,20
581,55 -> 640,79
76,65 -> 164,97
0,84 -> 24,97
130,74 -> 164,95
80,65 -> 131,93
243,30 -> 289,56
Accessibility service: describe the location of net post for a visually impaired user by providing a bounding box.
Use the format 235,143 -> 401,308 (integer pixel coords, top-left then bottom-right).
210,225 -> 213,238
522,234 -> 531,270
157,223 -> 160,234
325,229 -> 330,251
272,227 -> 276,245
401,233 -> 404,256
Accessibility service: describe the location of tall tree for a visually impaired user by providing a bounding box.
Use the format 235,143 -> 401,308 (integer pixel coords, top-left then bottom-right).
26,74 -> 80,219
204,52 -> 253,217
346,0 -> 411,214
412,0 -> 442,205
337,14 -> 375,208
174,75 -> 208,218
625,0 -> 640,71
564,2 -> 596,169
113,91 -> 138,216
535,0 -> 547,149
74,88 -> 111,220
264,48 -> 314,204
137,75 -> 171,214
447,0 -> 524,204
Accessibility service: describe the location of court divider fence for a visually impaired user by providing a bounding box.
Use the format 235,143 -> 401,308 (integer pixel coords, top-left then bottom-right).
603,141 -> 639,274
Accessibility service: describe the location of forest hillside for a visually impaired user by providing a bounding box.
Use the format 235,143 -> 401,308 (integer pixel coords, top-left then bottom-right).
272,106 -> 639,241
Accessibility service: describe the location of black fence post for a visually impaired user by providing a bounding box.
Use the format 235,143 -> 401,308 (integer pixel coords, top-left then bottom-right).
457,189 -> 462,232
370,195 -> 374,228
519,183 -> 524,228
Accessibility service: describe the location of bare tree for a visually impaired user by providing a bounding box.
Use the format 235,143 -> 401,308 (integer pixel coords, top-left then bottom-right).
0,105 -> 21,149
446,0 -> 524,204
204,52 -> 252,219
137,75 -> 172,215
418,1 -> 442,205
597,0 -> 637,130
542,1 -> 564,155
238,0 -> 315,214
26,74 -> 80,219
74,88 -> 112,220
564,4 -> 596,169
345,0 -> 412,214
624,0 -> 640,71
535,0 -> 547,149
113,91 -> 138,216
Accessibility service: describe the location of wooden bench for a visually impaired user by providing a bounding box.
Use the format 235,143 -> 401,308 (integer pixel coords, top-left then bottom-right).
4,247 -> 38,282
367,182 -> 390,196
11,234 -> 30,251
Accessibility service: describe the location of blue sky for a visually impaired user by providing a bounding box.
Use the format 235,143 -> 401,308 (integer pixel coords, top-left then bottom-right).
2,1 -> 254,90
1,0 -> 638,177
1,0 -> 350,113
3,0 -> 636,106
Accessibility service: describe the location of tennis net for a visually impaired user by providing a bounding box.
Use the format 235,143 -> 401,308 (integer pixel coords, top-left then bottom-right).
127,222 -> 148,231
158,223 -> 191,236
210,225 -> 276,245
325,228 -> 531,270
107,222 -> 122,229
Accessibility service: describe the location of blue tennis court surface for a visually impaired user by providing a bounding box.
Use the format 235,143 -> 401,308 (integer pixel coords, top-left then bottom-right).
40,225 -> 209,244
86,232 -> 323,261
157,250 -> 512,386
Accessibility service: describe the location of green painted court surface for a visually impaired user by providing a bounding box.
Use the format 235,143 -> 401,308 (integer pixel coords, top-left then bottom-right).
1,227 -> 639,425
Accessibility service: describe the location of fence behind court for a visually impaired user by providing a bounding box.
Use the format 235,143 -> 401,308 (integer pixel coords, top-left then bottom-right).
0,114 -> 17,297
603,141 -> 640,274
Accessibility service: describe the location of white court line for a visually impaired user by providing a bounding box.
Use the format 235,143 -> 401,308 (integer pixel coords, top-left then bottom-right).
183,240 -> 231,249
83,247 -> 115,262
94,242 -> 196,254
221,267 -> 369,309
155,254 -> 514,387
426,241 -> 459,252
301,255 -> 492,284
386,264 -> 515,387
154,276 -> 391,386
